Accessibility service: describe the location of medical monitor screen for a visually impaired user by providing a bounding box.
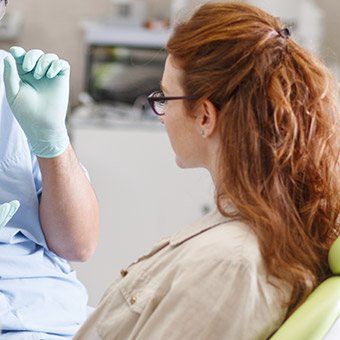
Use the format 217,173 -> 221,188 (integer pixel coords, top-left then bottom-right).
87,46 -> 166,106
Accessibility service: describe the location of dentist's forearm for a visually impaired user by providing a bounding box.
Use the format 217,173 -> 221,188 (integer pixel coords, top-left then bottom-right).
38,144 -> 100,261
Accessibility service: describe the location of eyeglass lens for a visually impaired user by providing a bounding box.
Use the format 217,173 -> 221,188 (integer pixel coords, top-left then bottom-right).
153,91 -> 167,115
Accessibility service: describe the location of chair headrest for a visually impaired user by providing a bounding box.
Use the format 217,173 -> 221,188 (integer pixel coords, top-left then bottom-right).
328,236 -> 340,274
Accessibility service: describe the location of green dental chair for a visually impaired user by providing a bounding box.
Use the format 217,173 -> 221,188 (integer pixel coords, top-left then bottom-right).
271,236 -> 340,340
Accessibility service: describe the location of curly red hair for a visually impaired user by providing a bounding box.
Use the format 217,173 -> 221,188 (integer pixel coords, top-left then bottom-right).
167,2 -> 340,316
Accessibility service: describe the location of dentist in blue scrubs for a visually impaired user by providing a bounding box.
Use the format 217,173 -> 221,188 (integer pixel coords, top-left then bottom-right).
0,0 -> 100,338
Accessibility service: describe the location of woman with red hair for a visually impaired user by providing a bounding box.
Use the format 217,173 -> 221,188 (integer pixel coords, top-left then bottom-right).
75,2 -> 340,339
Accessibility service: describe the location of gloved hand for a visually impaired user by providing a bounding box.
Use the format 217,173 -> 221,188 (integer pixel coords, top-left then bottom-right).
0,200 -> 20,229
3,46 -> 70,158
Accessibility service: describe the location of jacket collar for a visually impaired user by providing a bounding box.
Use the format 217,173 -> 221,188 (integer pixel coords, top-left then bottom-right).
169,208 -> 234,247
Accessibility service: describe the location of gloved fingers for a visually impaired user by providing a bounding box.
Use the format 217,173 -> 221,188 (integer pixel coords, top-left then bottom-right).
22,49 -> 44,73
0,200 -> 20,229
46,59 -> 70,79
34,53 -> 59,80
3,55 -> 21,101
9,46 -> 26,64
8,46 -> 28,76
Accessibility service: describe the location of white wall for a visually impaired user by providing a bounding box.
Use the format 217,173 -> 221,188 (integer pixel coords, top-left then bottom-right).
71,125 -> 214,305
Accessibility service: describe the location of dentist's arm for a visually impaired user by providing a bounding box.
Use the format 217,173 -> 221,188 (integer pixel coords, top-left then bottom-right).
38,145 -> 99,261
3,47 -> 99,261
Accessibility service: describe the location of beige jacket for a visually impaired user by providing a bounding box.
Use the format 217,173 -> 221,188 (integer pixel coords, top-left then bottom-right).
75,210 -> 289,340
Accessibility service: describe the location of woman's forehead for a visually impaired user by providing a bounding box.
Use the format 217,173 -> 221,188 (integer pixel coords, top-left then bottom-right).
162,56 -> 185,91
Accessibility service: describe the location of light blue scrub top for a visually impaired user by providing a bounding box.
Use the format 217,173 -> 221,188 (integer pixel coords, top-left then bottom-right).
0,51 -> 89,339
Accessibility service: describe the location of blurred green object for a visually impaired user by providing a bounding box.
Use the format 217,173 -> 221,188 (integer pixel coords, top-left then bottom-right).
3,46 -> 70,158
329,237 -> 340,274
271,236 -> 340,340
0,200 -> 20,229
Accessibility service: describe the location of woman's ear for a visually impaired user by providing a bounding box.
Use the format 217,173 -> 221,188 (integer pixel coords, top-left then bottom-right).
195,100 -> 219,138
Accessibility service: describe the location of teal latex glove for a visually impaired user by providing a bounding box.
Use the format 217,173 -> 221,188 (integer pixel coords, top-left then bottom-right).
3,46 -> 70,158
0,200 -> 20,229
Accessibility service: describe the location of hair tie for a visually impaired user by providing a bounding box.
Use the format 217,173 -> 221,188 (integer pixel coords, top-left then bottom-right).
278,28 -> 290,39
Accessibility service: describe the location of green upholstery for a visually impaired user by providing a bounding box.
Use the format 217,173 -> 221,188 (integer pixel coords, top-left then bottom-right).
271,236 -> 340,340
329,236 -> 340,274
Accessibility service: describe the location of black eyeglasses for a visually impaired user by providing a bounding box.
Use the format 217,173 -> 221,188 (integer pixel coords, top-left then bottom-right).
147,90 -> 197,116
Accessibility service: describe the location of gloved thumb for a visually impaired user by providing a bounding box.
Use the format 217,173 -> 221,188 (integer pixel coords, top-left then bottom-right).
0,200 -> 20,229
3,55 -> 20,103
